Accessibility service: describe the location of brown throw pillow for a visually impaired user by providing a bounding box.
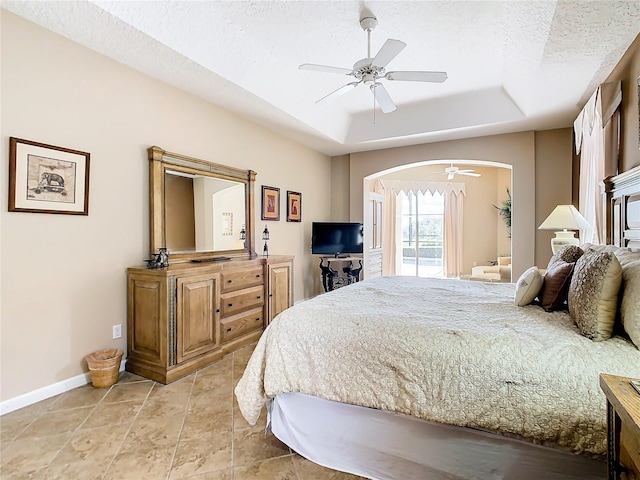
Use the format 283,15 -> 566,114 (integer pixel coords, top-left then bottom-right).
547,245 -> 584,271
539,260 -> 575,311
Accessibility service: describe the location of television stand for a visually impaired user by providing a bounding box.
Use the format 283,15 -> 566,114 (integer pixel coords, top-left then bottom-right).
319,257 -> 363,292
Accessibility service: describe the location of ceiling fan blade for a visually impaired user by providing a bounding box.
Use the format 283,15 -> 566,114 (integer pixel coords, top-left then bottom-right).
385,71 -> 448,83
459,172 -> 481,177
316,82 -> 360,104
447,173 -> 455,180
299,64 -> 354,75
371,39 -> 406,68
370,83 -> 396,113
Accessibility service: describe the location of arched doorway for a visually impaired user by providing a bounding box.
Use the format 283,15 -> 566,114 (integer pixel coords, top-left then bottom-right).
364,160 -> 512,279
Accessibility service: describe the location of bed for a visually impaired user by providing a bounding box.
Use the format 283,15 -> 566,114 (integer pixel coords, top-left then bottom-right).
235,168 -> 640,480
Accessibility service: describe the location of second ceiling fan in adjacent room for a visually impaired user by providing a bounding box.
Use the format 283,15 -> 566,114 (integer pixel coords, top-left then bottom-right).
427,164 -> 481,180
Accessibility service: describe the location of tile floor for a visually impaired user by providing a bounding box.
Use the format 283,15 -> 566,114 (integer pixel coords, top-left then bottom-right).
0,344 -> 364,480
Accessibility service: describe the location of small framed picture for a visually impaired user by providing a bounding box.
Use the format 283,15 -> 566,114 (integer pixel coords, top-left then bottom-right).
261,185 -> 280,221
9,137 -> 90,215
287,191 -> 302,222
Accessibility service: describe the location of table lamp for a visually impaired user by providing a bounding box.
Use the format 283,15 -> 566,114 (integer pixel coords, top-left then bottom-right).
538,205 -> 591,254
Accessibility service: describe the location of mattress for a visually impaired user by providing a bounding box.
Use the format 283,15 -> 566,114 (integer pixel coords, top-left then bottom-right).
235,276 -> 640,454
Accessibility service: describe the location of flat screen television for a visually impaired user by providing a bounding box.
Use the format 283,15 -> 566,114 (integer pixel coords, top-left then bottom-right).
311,222 -> 364,257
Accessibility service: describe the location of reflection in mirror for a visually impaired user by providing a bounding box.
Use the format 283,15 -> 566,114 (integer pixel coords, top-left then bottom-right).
149,145 -> 256,263
164,170 -> 246,253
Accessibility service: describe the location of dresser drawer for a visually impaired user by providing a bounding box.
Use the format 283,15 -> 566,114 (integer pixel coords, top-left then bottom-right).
220,285 -> 264,317
220,307 -> 264,343
220,267 -> 264,293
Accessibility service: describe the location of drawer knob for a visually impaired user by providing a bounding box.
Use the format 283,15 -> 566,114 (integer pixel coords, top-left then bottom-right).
256,274 -> 261,278
257,296 -> 261,299
228,303 -> 233,307
255,317 -> 260,322
226,327 -> 232,332
228,280 -> 232,283
216,309 -> 220,313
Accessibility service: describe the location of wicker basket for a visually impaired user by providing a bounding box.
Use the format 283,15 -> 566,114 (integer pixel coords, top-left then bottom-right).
85,348 -> 123,388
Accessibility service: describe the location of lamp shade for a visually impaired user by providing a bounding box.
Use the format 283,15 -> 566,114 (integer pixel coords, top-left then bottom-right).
538,205 -> 591,231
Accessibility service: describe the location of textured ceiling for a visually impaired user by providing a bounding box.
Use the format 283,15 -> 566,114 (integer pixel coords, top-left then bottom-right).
3,1 -> 640,156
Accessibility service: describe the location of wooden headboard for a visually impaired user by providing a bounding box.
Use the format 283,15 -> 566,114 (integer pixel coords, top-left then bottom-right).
604,164 -> 640,248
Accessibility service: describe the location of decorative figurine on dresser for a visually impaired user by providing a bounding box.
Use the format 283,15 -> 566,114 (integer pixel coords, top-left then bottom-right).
145,247 -> 169,269
126,146 -> 294,384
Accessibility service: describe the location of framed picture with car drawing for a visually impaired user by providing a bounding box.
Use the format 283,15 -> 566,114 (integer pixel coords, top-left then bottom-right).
261,185 -> 280,221
9,137 -> 90,215
287,191 -> 301,222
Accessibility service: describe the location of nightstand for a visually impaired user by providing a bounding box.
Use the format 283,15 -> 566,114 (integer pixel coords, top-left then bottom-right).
599,374 -> 640,480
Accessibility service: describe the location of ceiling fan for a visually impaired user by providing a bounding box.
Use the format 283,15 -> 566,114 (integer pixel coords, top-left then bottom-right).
299,16 -> 448,113
428,165 -> 481,180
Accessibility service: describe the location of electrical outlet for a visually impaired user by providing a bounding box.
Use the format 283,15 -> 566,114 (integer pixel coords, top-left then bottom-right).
112,324 -> 122,339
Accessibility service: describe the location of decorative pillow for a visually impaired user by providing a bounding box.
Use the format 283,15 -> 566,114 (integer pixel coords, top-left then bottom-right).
539,260 -> 575,311
620,259 -> 640,348
611,248 -> 640,268
514,266 -> 543,307
568,251 -> 622,341
547,245 -> 584,271
580,243 -> 630,258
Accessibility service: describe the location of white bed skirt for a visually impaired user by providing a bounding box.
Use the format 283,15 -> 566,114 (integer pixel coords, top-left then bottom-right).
268,393 -> 606,480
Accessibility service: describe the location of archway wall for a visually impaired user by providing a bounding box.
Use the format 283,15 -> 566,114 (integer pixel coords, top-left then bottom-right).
346,129 -> 573,280
365,162 -> 511,278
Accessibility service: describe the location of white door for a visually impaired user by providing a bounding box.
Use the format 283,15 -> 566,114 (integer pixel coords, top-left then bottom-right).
365,192 -> 383,278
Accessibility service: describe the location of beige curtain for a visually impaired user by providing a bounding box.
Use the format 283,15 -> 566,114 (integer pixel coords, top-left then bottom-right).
574,81 -> 621,244
444,190 -> 464,278
377,180 -> 465,197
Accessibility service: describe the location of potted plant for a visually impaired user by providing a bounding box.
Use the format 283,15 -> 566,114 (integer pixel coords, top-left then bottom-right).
494,188 -> 511,238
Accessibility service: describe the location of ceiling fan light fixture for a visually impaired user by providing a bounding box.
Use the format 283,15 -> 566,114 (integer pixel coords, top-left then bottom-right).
299,15 -> 448,114
359,16 -> 378,32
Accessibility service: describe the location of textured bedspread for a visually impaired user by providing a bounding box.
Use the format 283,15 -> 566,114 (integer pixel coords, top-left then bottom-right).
235,276 -> 640,454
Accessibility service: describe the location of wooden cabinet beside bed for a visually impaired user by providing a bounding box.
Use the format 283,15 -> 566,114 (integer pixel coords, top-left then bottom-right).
600,374 -> 640,480
126,256 -> 293,384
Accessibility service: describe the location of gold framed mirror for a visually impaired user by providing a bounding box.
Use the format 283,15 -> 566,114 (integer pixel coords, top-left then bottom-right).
149,146 -> 256,263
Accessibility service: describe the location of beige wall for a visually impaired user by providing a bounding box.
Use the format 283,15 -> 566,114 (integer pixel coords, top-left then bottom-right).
1,13 -> 331,402
348,133 -> 536,279
535,128 -> 574,268
346,130 -> 573,279
369,164 -> 512,275
496,167 -> 512,257
330,155 -> 351,222
604,33 -> 640,173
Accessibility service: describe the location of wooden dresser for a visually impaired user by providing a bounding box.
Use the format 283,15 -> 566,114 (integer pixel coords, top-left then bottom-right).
600,374 -> 640,480
126,256 -> 293,383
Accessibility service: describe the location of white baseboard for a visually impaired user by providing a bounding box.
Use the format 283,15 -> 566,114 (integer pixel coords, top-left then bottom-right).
0,359 -> 126,416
